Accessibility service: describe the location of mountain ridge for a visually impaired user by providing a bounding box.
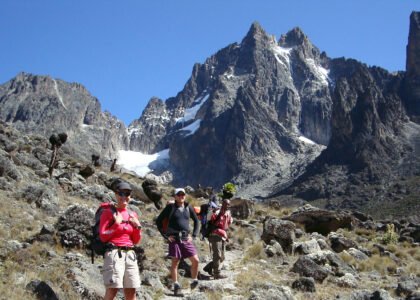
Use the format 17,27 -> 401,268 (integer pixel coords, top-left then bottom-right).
0,13 -> 419,219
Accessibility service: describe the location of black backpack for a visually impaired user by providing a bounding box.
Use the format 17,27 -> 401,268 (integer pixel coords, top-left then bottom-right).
200,204 -> 223,239
90,202 -> 133,263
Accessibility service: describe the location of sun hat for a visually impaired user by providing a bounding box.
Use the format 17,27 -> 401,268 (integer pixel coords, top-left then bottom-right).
174,188 -> 186,195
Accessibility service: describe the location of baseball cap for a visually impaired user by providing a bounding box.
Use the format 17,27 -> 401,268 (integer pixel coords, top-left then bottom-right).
116,182 -> 132,191
174,188 -> 186,195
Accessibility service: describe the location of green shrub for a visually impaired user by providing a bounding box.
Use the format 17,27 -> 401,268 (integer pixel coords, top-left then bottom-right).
378,224 -> 398,245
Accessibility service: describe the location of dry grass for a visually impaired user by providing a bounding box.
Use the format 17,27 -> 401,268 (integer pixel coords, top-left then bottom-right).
235,263 -> 277,290
0,242 -> 80,300
354,227 -> 376,240
253,202 -> 292,219
242,241 -> 266,263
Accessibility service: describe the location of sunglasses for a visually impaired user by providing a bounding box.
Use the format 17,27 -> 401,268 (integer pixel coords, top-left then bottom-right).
176,193 -> 186,197
117,191 -> 131,197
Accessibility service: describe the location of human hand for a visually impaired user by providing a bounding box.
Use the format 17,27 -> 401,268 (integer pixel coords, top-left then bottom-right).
129,216 -> 141,228
168,236 -> 175,242
113,212 -> 123,224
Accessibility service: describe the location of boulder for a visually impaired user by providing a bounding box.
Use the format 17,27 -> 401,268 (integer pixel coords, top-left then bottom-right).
26,280 -> 59,300
141,179 -> 163,209
283,205 -> 354,235
291,277 -> 316,292
55,205 -> 94,248
261,217 -> 296,253
229,198 -> 254,219
291,255 -> 329,283
328,232 -> 357,253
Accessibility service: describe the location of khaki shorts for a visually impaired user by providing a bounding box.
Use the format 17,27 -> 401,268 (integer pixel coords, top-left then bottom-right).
102,249 -> 141,289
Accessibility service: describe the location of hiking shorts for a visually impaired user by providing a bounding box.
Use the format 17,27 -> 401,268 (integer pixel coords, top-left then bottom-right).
168,240 -> 197,259
102,249 -> 141,289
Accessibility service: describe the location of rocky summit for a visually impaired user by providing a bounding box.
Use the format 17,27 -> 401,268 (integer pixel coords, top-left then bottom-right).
0,73 -> 129,162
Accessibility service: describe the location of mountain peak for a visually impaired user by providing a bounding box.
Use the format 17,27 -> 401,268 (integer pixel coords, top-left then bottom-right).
279,27 -> 308,48
242,21 -> 270,45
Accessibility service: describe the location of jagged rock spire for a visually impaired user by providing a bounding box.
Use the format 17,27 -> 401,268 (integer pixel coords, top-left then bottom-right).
279,27 -> 308,47
406,11 -> 420,76
404,11 -> 420,121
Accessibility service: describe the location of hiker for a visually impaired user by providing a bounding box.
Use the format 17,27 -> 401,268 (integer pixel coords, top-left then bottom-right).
99,182 -> 142,300
156,188 -> 200,296
202,198 -> 233,279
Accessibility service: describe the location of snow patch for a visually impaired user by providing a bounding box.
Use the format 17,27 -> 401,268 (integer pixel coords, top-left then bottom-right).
176,94 -> 209,124
305,59 -> 330,85
179,119 -> 201,136
271,45 -> 292,68
299,136 -> 316,145
53,79 -> 67,109
118,149 -> 170,177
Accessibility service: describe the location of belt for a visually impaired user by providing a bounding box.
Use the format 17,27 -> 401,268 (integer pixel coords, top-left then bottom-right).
115,246 -> 133,251
106,245 -> 134,252
107,246 -> 134,258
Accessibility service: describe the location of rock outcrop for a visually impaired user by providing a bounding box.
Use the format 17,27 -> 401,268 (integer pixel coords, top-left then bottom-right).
0,73 -> 129,162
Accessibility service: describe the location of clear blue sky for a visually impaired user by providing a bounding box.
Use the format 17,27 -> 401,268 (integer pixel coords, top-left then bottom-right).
1,1 -> 419,125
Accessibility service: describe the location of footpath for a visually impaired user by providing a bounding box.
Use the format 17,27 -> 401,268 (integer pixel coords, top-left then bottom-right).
161,248 -> 244,299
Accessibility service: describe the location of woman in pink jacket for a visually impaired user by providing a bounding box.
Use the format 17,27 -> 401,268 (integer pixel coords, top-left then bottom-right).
99,182 -> 142,300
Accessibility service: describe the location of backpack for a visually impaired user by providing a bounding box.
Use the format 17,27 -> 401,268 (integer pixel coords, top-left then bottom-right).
90,202 -> 133,263
199,203 -> 224,239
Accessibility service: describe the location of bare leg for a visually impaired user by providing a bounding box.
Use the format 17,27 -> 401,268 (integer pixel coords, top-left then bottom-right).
188,255 -> 199,279
171,258 -> 180,283
104,288 -> 118,300
123,288 -> 136,300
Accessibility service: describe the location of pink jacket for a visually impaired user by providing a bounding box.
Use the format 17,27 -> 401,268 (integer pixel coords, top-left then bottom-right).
99,207 -> 141,247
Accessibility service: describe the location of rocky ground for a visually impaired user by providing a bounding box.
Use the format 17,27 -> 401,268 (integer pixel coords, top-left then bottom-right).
0,121 -> 419,300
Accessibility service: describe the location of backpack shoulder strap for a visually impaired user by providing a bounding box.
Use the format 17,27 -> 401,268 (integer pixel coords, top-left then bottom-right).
182,202 -> 192,218
167,203 -> 176,222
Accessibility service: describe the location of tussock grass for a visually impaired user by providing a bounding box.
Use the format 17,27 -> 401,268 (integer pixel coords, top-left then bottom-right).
232,226 -> 256,246
242,241 -> 266,263
253,203 -> 292,219
357,254 -> 398,275
354,227 -> 376,240
0,242 -> 80,300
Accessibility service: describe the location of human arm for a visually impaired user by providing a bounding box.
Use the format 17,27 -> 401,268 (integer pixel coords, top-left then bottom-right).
155,204 -> 171,237
99,209 -> 124,243
189,205 -> 200,239
130,212 -> 142,245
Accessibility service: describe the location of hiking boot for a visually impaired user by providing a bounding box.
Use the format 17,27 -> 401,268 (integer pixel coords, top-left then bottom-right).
203,263 -> 213,275
174,283 -> 184,297
214,274 -> 228,279
190,279 -> 199,290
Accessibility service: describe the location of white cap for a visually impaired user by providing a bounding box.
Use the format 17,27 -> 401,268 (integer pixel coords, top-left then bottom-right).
174,188 -> 186,195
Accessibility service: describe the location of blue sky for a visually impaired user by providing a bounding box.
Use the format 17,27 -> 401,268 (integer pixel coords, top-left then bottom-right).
1,1 -> 419,125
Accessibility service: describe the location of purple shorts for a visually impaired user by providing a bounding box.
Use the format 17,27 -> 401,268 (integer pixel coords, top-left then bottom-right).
168,240 -> 197,259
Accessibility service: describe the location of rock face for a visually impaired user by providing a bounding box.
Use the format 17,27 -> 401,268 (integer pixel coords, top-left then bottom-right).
404,11 -> 420,122
127,14 -> 420,213
128,23 -> 330,198
267,13 -> 420,218
0,73 -> 129,161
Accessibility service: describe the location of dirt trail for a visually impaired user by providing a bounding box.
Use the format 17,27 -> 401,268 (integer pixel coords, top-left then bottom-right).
161,247 -> 244,299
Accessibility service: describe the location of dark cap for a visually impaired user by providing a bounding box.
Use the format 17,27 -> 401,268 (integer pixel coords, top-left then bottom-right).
116,182 -> 132,191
